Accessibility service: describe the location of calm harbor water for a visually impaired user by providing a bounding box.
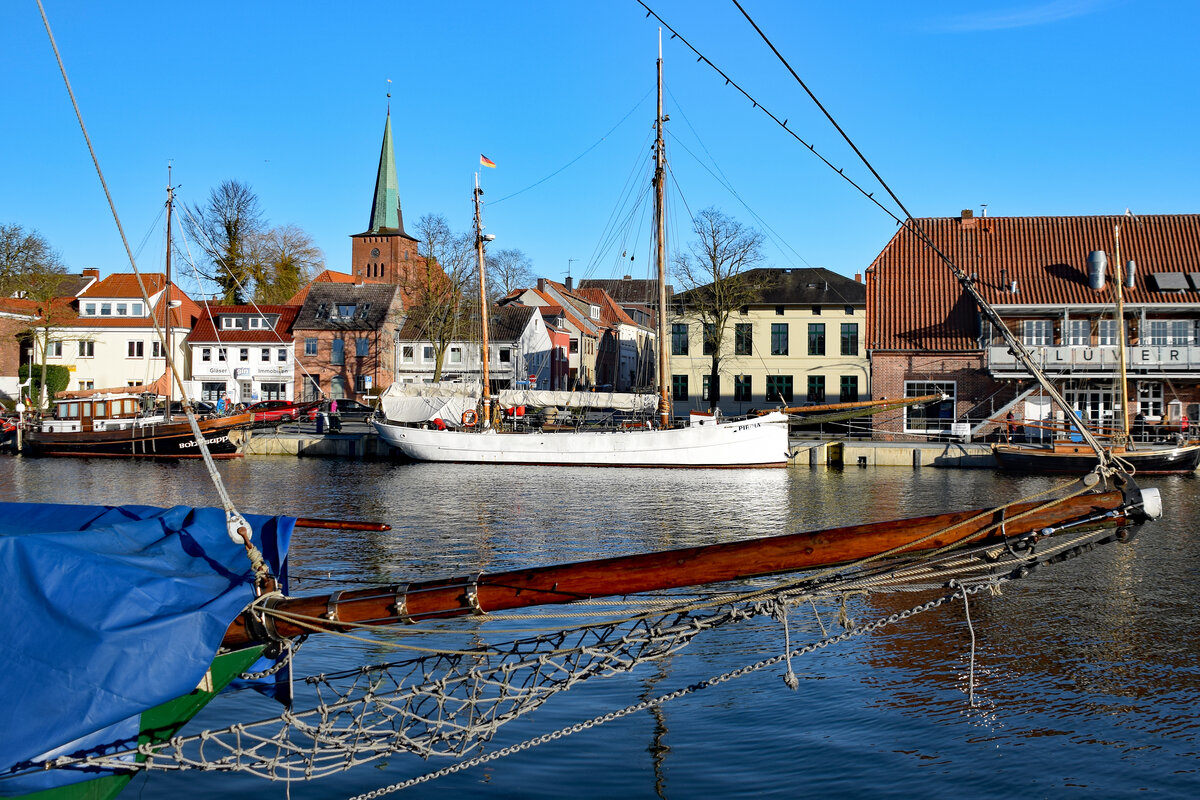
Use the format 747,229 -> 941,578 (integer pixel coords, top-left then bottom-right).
2,457 -> 1198,799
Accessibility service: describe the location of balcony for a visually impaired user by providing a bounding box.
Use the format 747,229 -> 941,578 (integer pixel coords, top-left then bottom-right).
987,344 -> 1200,377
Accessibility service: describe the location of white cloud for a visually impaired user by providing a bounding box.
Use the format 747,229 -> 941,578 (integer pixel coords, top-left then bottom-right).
936,0 -> 1111,32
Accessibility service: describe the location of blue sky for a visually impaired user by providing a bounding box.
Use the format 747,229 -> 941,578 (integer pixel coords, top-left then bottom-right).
4,1 -> 1196,298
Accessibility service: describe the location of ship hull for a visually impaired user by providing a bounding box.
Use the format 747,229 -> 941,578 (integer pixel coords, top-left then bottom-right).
992,441 -> 1200,474
23,414 -> 249,459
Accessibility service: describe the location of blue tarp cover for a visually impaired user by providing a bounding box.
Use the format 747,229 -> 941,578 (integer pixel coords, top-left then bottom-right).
0,502 -> 292,795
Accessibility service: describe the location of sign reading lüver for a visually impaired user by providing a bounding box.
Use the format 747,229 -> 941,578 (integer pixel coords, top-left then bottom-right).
988,345 -> 1200,373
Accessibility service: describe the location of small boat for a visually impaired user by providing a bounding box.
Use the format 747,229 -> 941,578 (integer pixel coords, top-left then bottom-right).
992,439 -> 1200,474
372,43 -> 791,468
22,389 -> 249,459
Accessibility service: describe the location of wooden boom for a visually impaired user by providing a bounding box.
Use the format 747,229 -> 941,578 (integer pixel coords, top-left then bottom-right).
223,490 -> 1133,648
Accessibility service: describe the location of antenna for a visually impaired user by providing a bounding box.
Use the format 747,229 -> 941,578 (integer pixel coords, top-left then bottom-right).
386,78 -> 391,113
568,259 -> 577,278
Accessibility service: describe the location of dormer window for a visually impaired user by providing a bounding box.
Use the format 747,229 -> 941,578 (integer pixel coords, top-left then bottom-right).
221,316 -> 246,330
83,302 -> 96,315
336,304 -> 357,318
131,302 -> 143,316
116,303 -> 128,315
100,303 -> 112,315
590,305 -> 600,320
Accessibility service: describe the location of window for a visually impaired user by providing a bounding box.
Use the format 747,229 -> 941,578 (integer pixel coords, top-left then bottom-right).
305,338 -> 318,356
1023,320 -> 1053,346
335,304 -> 357,318
277,348 -> 287,362
261,382 -> 286,400
1137,381 -> 1164,417
356,338 -> 370,358
570,339 -> 579,354
671,323 -> 689,356
671,374 -> 688,401
201,382 -> 227,402
904,381 -> 956,433
127,341 -> 144,358
221,317 -> 245,330
499,348 -> 511,363
116,303 -> 127,315
812,305 -> 821,315
845,306 -> 854,315
734,375 -> 752,402
771,323 -> 788,355
249,317 -> 268,329
1065,319 -> 1090,346
702,374 -> 720,402
735,323 -> 752,355
703,323 -> 716,356
331,339 -> 345,365
840,375 -> 858,403
449,346 -> 462,364
78,340 -> 94,358
239,348 -> 249,362
100,303 -> 112,315
589,305 -> 600,320
840,323 -> 858,356
80,381 -> 95,391
84,302 -> 96,315
1171,320 -> 1191,345
355,375 -> 370,393
422,346 -> 435,362
775,306 -> 784,316
807,375 -> 826,403
261,348 -> 271,362
401,345 -> 415,363
766,375 -> 793,403
218,348 -> 227,362
47,341 -> 62,357
202,347 -> 211,362
808,323 -> 825,356
330,376 -> 347,399
303,377 -> 320,402
152,341 -> 164,358
131,302 -> 142,316
1098,320 -> 1118,346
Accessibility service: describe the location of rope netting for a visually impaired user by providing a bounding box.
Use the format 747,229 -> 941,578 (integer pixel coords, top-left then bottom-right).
43,514 -> 1133,789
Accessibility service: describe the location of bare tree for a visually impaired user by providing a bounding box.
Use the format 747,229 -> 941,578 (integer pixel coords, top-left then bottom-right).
182,180 -> 265,303
405,214 -> 476,380
487,248 -> 534,302
0,224 -> 65,298
673,207 -> 767,410
252,224 -> 324,305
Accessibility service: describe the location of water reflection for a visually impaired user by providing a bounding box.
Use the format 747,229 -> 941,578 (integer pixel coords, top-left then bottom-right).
1,457 -> 1197,798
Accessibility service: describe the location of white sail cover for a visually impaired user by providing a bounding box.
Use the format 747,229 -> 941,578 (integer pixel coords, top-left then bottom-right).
379,382 -> 482,426
497,389 -> 657,412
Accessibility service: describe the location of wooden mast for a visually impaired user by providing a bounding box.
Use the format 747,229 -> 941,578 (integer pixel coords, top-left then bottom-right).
164,166 -> 174,422
654,30 -> 671,429
474,172 -> 492,426
1113,220 -> 1130,446
223,488 -> 1141,647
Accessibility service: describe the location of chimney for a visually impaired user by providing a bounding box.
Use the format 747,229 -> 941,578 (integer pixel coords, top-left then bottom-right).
537,278 -> 546,292
854,273 -> 862,283
1087,251 -> 1108,292
82,268 -> 100,280
566,276 -> 574,291
960,209 -> 976,230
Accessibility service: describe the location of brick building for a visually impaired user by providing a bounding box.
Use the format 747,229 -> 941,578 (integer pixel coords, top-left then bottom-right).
348,111 -> 422,288
292,283 -> 402,401
867,211 -> 1200,440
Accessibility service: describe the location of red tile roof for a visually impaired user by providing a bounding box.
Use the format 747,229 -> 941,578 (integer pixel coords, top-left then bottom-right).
867,213 -> 1200,352
286,270 -> 359,306
187,304 -> 300,344
573,287 -> 639,328
80,272 -> 169,299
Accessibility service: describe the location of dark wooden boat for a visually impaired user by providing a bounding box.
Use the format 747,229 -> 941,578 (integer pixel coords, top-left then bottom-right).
23,392 -> 250,459
992,440 -> 1200,475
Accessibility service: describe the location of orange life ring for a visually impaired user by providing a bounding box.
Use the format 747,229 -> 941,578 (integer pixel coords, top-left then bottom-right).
461,409 -> 478,428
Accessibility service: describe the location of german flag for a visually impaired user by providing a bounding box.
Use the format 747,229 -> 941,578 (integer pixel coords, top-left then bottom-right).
480,154 -> 496,168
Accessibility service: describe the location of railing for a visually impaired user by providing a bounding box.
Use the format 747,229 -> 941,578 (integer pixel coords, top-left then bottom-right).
987,344 -> 1200,374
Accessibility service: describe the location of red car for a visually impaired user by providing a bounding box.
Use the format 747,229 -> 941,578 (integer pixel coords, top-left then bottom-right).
245,400 -> 302,423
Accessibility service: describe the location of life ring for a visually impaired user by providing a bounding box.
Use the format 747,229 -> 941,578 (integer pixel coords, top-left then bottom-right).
461,409 -> 478,428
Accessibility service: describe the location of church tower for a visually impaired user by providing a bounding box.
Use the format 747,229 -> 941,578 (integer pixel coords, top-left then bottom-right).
350,111 -> 420,284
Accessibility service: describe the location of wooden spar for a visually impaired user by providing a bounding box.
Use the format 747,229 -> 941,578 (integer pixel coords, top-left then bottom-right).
293,517 -> 391,532
758,393 -> 946,417
223,490 -> 1132,648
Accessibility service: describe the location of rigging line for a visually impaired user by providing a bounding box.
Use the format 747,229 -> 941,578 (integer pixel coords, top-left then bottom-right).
723,0 -> 1111,462
663,128 -> 816,274
36,0 -> 259,545
635,0 -> 902,226
581,126 -> 657,277
491,88 -> 654,206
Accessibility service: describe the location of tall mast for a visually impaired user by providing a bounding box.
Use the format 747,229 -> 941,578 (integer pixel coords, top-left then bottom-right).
654,30 -> 671,429
1113,221 -> 1130,445
474,172 -> 492,426
164,165 -> 174,421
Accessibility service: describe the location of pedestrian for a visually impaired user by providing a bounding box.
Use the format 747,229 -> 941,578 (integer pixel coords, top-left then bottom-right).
1005,411 -> 1015,443
330,398 -> 338,415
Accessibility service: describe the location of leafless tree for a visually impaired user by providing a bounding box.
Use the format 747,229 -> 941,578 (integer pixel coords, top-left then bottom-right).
673,207 -> 767,410
182,180 -> 265,303
486,248 -> 535,302
405,214 -> 476,380
0,224 -> 65,298
251,224 -> 325,305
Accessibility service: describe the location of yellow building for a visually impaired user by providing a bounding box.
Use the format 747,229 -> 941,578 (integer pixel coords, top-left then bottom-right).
668,268 -> 868,417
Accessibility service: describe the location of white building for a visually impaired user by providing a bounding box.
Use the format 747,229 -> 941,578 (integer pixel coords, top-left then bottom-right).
184,304 -> 300,404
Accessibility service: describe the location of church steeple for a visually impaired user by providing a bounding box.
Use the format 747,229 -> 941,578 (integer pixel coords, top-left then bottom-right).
367,111 -> 408,236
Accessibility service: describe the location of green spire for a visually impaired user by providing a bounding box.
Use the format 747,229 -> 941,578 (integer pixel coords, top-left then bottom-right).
367,112 -> 406,234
